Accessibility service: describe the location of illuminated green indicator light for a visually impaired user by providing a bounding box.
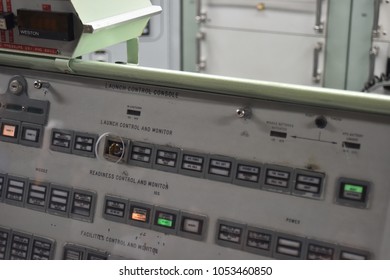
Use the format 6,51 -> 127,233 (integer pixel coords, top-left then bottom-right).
157,218 -> 173,227
344,184 -> 364,193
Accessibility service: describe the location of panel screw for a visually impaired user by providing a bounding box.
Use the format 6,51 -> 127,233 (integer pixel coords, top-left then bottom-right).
236,108 -> 252,119
34,80 -> 50,89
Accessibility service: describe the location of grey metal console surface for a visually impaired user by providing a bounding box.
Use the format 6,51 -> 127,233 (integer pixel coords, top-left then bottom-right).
0,58 -> 390,259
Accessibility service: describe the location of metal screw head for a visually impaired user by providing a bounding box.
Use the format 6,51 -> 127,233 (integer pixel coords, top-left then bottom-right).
34,80 -> 50,89
9,79 -> 23,95
236,108 -> 251,119
34,80 -> 42,89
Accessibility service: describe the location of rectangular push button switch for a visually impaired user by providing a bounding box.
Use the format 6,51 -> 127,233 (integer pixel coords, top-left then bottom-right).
50,129 -> 74,153
0,120 -> 20,143
23,128 -> 39,142
233,161 -> 262,189
128,142 -> 154,168
207,156 -> 235,183
306,240 -> 336,260
103,195 -> 128,223
31,237 -> 55,260
2,125 -> 17,137
336,178 -> 370,208
132,208 -> 149,223
274,233 -> 306,259
154,146 -> 181,173
51,129 -> 73,153
152,207 -> 179,234
339,247 -> 370,260
183,219 -> 200,233
47,185 -> 71,217
263,165 -> 293,193
70,190 -> 96,222
179,152 -> 207,178
26,181 -> 49,212
63,244 -> 85,260
128,201 -> 154,229
87,250 -> 108,260
342,184 -> 364,200
20,124 -> 43,148
10,232 -> 31,260
5,176 -> 27,207
216,220 -> 245,250
244,226 -> 274,257
179,212 -> 207,241
293,170 -> 325,200
72,132 -> 97,158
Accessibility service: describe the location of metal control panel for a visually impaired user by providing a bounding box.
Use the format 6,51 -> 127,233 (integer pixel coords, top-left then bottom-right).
0,59 -> 390,260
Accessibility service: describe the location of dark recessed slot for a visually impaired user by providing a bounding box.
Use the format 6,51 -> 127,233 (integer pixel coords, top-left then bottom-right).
270,131 -> 287,138
342,142 -> 361,150
127,109 -> 141,117
27,107 -> 44,114
6,104 -> 23,111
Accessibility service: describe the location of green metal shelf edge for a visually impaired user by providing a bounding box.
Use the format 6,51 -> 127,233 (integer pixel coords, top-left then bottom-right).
1,52 -> 390,116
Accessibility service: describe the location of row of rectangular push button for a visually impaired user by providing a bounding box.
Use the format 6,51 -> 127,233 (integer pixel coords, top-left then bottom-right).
0,226 -> 55,260
0,172 -> 96,222
50,129 -> 97,158
102,134 -> 326,201
103,195 -> 207,242
105,135 -> 368,208
0,119 -> 43,148
216,220 -> 370,259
